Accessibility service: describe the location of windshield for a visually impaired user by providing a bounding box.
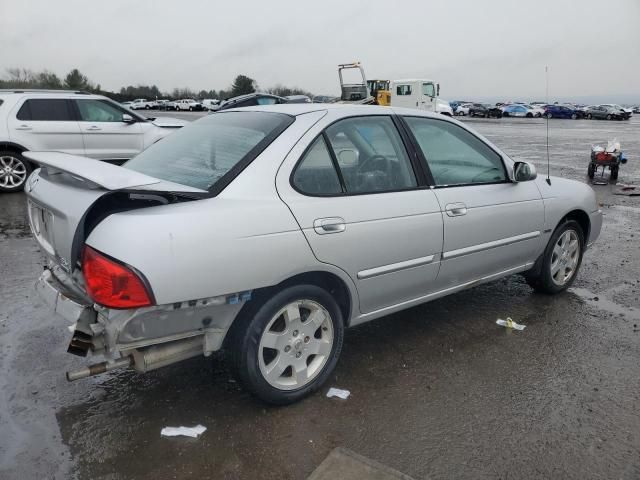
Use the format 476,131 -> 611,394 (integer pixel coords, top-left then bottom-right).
124,111 -> 294,191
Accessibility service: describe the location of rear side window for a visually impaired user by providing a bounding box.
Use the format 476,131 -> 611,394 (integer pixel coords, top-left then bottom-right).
396,85 -> 412,96
124,111 -> 293,192
16,99 -> 73,121
292,116 -> 418,196
292,137 -> 342,195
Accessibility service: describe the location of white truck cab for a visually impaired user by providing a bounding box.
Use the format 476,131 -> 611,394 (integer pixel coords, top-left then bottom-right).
390,79 -> 440,112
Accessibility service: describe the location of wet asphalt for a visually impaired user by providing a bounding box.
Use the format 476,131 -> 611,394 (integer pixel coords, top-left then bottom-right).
0,115 -> 639,480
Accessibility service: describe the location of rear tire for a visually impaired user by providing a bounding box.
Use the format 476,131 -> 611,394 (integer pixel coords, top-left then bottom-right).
525,220 -> 584,294
606,114 -> 612,120
0,151 -> 32,193
228,284 -> 344,405
587,163 -> 595,179
587,113 -> 592,119
526,113 -> 533,118
571,113 -> 577,119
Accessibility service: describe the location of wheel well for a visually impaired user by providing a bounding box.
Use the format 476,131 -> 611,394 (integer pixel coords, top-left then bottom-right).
0,142 -> 26,154
563,209 -> 590,242
249,271 -> 352,327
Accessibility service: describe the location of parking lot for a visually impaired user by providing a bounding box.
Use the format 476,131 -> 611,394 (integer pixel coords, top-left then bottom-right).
1,114 -> 639,479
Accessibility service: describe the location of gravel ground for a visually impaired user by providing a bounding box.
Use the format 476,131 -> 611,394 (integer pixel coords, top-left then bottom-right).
0,113 -> 638,480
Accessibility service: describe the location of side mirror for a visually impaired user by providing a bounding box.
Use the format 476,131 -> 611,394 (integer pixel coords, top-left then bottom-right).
122,114 -> 135,123
436,83 -> 440,96
513,161 -> 537,182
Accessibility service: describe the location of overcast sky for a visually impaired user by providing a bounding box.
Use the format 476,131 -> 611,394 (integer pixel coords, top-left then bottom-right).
1,0 -> 638,100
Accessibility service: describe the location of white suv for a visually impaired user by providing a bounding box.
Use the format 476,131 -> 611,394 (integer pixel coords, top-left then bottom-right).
0,90 -> 186,192
175,99 -> 203,111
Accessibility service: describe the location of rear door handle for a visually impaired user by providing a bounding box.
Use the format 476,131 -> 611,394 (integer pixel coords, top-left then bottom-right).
445,203 -> 467,217
313,217 -> 346,235
86,126 -> 101,131
15,124 -> 32,130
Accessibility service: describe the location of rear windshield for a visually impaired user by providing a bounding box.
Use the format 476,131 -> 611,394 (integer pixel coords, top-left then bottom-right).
124,111 -> 293,192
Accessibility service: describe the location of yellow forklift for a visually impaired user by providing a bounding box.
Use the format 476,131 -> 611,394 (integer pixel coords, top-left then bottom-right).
367,79 -> 391,106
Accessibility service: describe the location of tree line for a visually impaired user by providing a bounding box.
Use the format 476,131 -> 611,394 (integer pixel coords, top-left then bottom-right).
0,68 -> 314,101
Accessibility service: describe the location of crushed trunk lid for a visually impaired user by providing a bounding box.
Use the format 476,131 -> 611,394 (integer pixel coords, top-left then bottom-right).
23,151 -> 207,272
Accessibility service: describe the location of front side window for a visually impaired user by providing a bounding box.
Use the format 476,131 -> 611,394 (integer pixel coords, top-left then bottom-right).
16,99 -> 73,121
256,97 -> 277,105
125,111 -> 293,192
422,83 -> 435,97
76,99 -> 125,122
396,84 -> 412,96
404,116 -> 506,186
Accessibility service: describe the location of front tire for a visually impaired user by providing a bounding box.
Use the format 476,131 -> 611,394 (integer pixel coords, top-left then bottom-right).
525,220 -> 584,294
0,151 -> 32,193
228,285 -> 344,405
606,114 -> 612,120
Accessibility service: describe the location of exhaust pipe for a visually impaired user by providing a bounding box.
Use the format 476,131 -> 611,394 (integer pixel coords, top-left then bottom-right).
66,356 -> 133,381
65,336 -> 204,381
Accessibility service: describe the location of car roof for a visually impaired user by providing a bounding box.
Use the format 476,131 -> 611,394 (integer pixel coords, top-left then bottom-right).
219,103 -> 452,120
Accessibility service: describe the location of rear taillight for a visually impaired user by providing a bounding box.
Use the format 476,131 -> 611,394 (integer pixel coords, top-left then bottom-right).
82,246 -> 154,309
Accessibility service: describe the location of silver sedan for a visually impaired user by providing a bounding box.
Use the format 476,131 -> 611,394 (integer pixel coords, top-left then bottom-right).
25,104 -> 602,404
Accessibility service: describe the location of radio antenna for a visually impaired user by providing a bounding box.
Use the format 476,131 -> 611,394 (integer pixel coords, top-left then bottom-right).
545,65 -> 551,185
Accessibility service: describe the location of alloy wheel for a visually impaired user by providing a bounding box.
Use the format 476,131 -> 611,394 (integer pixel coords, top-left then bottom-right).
550,229 -> 580,286
0,155 -> 27,189
258,299 -> 334,391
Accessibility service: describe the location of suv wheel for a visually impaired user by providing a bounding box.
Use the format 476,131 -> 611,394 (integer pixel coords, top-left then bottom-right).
0,151 -> 31,193
228,285 -> 344,405
525,220 -> 584,294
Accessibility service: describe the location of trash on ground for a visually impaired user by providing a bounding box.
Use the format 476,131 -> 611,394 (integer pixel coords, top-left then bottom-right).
496,317 -> 526,331
326,387 -> 350,400
161,424 -> 207,438
613,184 -> 640,196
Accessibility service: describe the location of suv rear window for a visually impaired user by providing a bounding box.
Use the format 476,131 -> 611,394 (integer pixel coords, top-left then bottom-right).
124,111 -> 294,192
16,99 -> 73,121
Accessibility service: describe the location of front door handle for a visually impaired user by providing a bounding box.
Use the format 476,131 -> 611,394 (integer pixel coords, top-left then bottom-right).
313,217 -> 346,235
15,124 -> 32,130
445,203 -> 468,217
86,126 -> 101,131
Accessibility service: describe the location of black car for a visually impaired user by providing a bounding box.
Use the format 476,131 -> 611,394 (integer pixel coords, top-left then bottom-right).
215,93 -> 288,112
468,103 -> 503,118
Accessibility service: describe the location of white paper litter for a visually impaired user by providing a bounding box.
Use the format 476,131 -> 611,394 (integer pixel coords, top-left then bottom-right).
496,317 -> 526,331
161,424 -> 207,438
326,387 -> 350,400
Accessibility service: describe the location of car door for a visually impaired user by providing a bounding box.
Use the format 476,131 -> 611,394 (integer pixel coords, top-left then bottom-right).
392,83 -> 414,109
420,82 -> 437,112
74,98 -> 143,161
401,115 -> 544,289
7,98 -> 84,155
277,113 -> 444,314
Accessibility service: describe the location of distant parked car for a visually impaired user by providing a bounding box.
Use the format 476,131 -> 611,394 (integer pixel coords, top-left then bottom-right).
586,105 -> 629,120
468,103 -> 503,118
201,99 -> 220,111
158,100 -> 178,111
502,105 -> 536,118
455,103 -> 471,116
312,95 -> 338,103
600,104 -> 633,117
120,101 -> 133,108
633,106 -> 640,114
543,105 -> 583,119
176,99 -> 203,111
436,99 -> 454,116
215,93 -> 288,112
0,90 -> 186,192
129,99 -> 157,110
285,95 -> 311,104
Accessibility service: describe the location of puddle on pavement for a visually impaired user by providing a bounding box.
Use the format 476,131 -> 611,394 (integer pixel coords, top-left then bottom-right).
569,287 -> 640,322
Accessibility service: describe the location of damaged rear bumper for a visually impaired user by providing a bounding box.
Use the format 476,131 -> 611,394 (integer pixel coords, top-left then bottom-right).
34,266 -> 251,380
